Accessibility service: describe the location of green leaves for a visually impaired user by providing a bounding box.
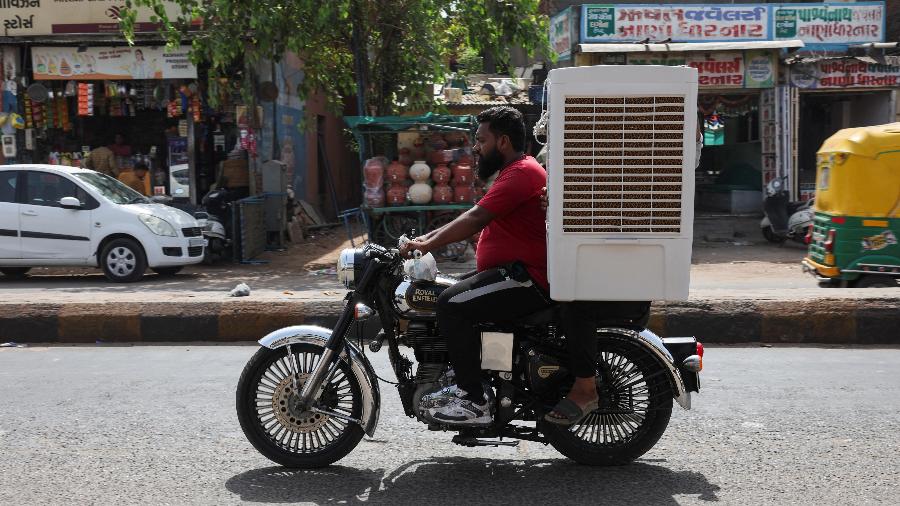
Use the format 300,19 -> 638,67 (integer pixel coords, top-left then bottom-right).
119,0 -> 549,117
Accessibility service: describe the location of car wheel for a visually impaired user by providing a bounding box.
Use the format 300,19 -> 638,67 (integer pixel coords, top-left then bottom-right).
852,275 -> 899,288
0,267 -> 31,279
152,266 -> 184,277
101,238 -> 147,283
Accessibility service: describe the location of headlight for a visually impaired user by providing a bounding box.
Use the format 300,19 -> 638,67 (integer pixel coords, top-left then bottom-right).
337,247 -> 366,289
138,214 -> 177,237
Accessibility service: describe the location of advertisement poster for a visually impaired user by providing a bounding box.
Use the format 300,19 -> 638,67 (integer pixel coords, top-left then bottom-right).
773,2 -> 884,45
582,4 -> 769,43
789,59 -> 900,89
2,0 -> 193,36
549,6 -> 575,61
31,46 -> 197,80
744,49 -> 775,88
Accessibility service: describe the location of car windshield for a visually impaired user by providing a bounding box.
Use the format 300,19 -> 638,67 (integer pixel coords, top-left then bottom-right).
74,172 -> 148,205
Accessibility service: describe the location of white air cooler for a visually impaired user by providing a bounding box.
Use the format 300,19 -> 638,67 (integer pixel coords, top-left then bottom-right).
545,65 -> 698,301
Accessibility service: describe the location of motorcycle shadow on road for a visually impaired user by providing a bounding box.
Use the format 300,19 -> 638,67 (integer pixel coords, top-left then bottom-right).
225,457 -> 720,505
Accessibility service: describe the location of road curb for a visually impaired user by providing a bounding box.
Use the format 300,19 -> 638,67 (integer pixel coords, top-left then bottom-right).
1,298 -> 898,344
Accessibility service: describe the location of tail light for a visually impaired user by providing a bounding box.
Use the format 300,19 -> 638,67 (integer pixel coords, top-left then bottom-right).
824,229 -> 836,252
682,341 -> 704,372
805,224 -> 813,245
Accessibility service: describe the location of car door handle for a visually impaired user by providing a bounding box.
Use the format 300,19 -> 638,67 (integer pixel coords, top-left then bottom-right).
21,210 -> 38,217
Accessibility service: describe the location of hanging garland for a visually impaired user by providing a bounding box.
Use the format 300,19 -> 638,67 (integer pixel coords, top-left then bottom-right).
698,94 -> 757,116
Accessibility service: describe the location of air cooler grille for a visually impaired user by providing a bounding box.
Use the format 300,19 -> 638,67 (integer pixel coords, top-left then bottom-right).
561,95 -> 685,234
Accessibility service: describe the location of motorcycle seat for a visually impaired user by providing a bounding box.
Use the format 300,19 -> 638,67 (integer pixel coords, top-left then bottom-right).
517,305 -> 558,326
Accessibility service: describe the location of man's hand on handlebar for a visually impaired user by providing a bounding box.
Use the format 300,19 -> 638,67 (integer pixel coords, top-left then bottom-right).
540,186 -> 548,213
399,238 -> 429,258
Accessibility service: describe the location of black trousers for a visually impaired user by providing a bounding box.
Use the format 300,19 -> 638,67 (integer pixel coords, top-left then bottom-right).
437,265 -> 550,397
560,302 -> 600,378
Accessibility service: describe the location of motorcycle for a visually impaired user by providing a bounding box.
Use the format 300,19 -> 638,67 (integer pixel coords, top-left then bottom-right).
235,241 -> 703,468
197,187 -> 247,263
761,176 -> 814,244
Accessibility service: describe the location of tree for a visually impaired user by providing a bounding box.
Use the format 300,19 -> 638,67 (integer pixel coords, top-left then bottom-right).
120,0 -> 549,116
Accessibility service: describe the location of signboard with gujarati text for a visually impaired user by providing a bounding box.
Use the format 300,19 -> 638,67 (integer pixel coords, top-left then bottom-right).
789,59 -> 900,89
582,4 -> 770,43
626,50 -> 776,89
580,3 -> 884,46
773,2 -> 884,45
2,0 -> 191,36
549,6 -> 575,61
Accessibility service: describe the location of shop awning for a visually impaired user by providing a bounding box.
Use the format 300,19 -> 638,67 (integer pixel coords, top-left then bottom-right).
343,113 -> 476,133
578,40 -> 805,53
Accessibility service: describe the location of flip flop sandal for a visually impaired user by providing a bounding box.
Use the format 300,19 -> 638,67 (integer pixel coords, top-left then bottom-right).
544,398 -> 599,426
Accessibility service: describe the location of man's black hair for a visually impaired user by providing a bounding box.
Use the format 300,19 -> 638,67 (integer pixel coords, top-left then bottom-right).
476,106 -> 526,152
134,161 -> 149,171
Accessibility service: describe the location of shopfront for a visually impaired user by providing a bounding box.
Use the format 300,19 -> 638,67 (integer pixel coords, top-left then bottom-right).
571,1 -> 893,211
788,57 -> 899,200
0,0 -> 249,204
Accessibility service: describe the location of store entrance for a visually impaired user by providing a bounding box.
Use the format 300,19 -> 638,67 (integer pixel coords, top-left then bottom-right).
696,92 -> 762,214
798,90 -> 894,199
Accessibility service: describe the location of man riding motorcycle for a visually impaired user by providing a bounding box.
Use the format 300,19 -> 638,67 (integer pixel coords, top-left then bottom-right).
400,106 -> 550,426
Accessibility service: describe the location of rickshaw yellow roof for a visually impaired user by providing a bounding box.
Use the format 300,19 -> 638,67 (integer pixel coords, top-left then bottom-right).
818,122 -> 900,159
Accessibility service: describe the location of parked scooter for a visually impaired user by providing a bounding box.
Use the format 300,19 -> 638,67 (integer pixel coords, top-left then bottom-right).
760,176 -> 814,244
197,187 -> 245,264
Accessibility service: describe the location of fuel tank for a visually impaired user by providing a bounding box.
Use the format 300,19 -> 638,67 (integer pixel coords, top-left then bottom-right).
392,275 -> 457,319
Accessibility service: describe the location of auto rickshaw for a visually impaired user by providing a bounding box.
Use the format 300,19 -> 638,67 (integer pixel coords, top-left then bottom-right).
802,123 -> 900,288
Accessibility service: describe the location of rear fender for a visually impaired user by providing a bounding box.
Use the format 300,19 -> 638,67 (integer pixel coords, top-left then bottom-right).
599,327 -> 691,410
259,325 -> 381,437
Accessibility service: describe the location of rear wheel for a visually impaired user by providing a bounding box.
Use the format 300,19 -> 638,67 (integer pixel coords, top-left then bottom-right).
236,344 -> 365,468
152,266 -> 183,276
852,275 -> 899,288
544,334 -> 674,466
0,267 -> 31,279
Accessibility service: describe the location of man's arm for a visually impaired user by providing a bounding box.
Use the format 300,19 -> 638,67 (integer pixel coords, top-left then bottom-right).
403,205 -> 494,256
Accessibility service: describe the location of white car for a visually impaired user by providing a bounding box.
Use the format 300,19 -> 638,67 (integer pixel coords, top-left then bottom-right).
0,164 -> 205,282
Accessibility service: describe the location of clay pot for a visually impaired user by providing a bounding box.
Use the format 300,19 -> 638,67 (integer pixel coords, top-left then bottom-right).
432,184 -> 453,204
452,164 -> 474,185
430,137 -> 448,150
408,182 -> 433,204
432,164 -> 451,184
398,148 -> 413,167
412,147 -> 426,161
386,161 -> 408,183
457,151 -> 474,166
454,185 -> 473,203
409,161 -> 431,182
365,188 -> 385,207
387,183 -> 407,206
363,158 -> 384,189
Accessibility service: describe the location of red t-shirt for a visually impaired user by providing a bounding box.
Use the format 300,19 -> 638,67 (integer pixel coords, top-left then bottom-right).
475,155 -> 548,290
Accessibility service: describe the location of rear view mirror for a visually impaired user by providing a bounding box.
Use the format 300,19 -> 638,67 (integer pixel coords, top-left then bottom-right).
59,196 -> 83,209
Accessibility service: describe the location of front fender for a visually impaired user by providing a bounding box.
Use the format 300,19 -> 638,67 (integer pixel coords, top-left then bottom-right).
599,327 -> 691,410
259,325 -> 381,437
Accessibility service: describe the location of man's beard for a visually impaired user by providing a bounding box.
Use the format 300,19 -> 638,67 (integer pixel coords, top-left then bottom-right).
476,148 -> 504,180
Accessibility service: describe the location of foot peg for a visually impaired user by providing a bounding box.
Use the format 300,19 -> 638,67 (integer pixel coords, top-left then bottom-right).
451,435 -> 519,447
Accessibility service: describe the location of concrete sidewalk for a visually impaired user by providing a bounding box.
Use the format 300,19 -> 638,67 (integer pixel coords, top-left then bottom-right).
1,241 -> 899,345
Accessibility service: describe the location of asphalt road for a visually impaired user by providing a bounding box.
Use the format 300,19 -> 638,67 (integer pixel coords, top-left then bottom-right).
1,345 -> 898,505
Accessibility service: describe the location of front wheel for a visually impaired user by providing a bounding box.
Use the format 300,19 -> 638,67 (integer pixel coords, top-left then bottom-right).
852,275 -> 899,288
101,238 -> 147,283
762,226 -> 786,244
236,344 -> 365,468
544,334 -> 674,466
0,267 -> 31,279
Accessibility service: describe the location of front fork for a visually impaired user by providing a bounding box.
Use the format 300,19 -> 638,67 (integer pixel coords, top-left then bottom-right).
295,257 -> 382,410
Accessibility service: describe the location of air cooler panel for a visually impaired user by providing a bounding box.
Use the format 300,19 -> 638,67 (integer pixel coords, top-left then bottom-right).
546,66 -> 697,301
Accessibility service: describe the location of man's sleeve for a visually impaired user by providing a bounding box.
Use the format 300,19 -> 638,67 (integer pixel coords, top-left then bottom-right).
476,167 -> 537,218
